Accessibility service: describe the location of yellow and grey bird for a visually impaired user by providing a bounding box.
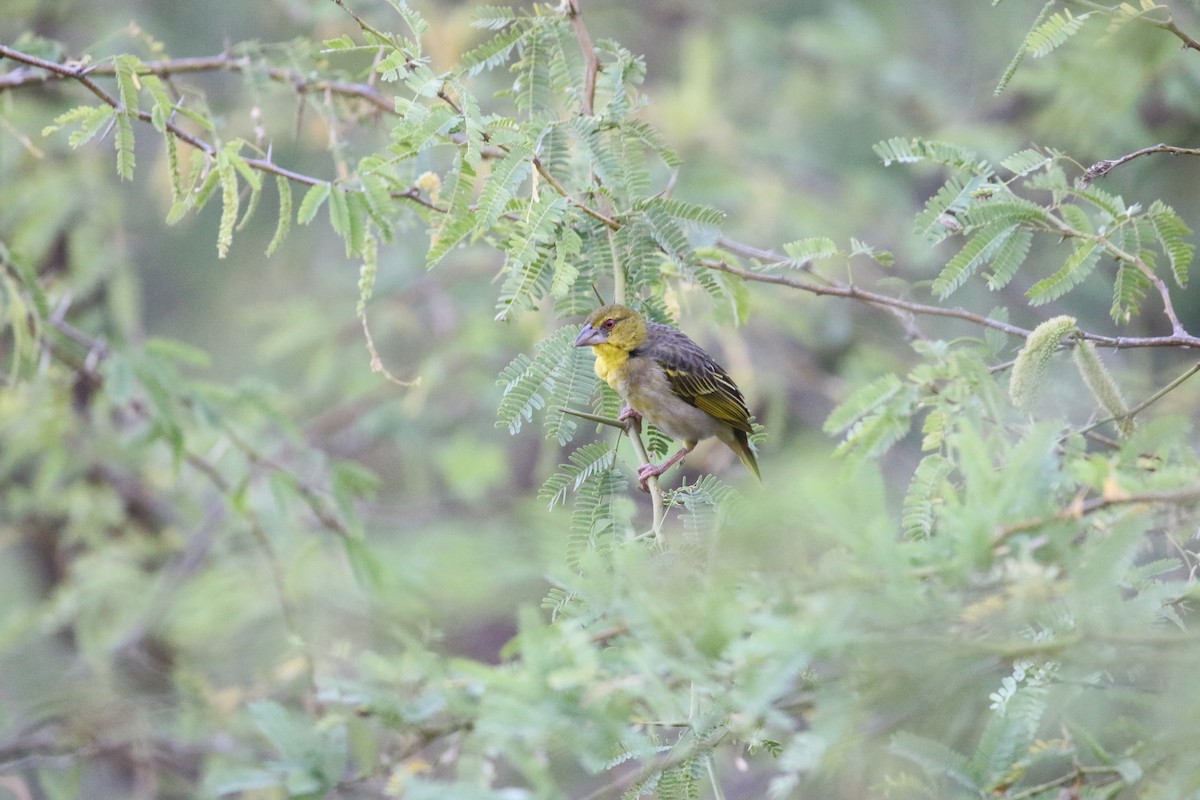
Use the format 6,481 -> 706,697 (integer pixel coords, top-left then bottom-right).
574,304 -> 761,490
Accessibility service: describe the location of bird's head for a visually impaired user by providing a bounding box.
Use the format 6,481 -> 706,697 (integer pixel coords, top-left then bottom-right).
574,304 -> 647,351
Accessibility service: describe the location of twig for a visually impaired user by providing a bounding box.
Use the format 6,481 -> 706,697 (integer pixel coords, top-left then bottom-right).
996,485 -> 1200,542
1064,0 -> 1200,53
702,258 -> 1035,340
565,0 -> 598,116
0,44 -> 323,187
625,414 -> 667,543
1083,143 -> 1200,184
185,448 -> 319,699
700,258 -> 1200,350
1070,360 -> 1200,439
0,51 -> 398,114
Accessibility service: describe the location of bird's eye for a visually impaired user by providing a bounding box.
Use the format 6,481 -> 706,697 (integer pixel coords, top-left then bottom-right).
602,318 -> 616,330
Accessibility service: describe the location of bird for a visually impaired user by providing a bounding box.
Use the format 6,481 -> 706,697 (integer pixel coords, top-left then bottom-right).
573,303 -> 761,491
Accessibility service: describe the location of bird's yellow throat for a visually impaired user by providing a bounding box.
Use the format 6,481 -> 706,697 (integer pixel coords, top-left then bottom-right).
589,343 -> 629,390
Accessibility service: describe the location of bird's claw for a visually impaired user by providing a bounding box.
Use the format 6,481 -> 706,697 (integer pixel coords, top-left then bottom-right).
617,406 -> 643,424
636,462 -> 665,493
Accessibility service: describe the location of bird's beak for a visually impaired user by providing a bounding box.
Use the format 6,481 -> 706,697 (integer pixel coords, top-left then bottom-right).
574,324 -> 605,347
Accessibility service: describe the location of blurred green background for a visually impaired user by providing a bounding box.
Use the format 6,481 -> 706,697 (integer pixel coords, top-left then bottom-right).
5,0 -> 1200,797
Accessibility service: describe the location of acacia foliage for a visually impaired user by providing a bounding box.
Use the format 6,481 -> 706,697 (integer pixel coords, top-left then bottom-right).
3,1 -> 1200,799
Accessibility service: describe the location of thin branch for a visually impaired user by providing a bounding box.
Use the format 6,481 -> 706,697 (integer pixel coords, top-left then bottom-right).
533,155 -> 621,230
1064,0 -> 1200,52
996,485 -> 1200,542
0,50 -> 398,114
0,44 -> 323,187
702,258 -> 1035,340
1045,211 -> 1189,337
565,0 -> 598,116
1084,143 -> 1200,184
1070,360 -> 1200,439
1159,17 -> 1200,52
624,413 -> 667,543
700,258 -> 1200,350
563,407 -> 667,541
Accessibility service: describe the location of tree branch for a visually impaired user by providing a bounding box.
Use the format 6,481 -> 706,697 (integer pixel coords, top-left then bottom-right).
565,0 -> 599,116
1084,143 -> 1200,184
562,408 -> 667,541
0,50 -> 398,114
0,44 -> 326,187
996,485 -> 1200,543
700,258 -> 1200,350
1064,0 -> 1200,52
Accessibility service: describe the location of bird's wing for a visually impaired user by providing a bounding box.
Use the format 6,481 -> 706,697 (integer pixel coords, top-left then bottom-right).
638,322 -> 754,434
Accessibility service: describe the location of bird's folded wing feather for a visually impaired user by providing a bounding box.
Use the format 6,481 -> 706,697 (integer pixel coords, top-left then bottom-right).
640,323 -> 754,434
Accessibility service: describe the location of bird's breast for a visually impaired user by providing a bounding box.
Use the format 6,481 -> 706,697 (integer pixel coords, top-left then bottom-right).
589,343 -> 630,390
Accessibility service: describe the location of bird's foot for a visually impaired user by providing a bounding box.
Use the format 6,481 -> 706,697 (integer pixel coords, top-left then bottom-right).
617,406 -> 642,424
636,462 -> 667,493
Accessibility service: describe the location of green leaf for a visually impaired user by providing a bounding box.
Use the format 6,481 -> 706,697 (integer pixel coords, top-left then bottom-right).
874,136 -> 921,165
496,326 -> 578,435
549,227 -> 583,298
622,118 -> 683,168
114,112 -> 136,180
216,153 -> 238,257
495,194 -> 569,318
384,0 -> 430,37
391,105 -> 457,158
995,1 -> 1052,94
472,6 -> 518,30
933,221 -> 1020,299
297,182 -> 331,225
782,237 -> 839,264
914,175 -> 988,243
1025,9 -> 1089,57
47,104 -> 112,146
460,21 -> 531,76
1147,200 -> 1194,287
639,201 -> 694,269
475,142 -> 533,232
649,197 -> 725,229
1110,262 -> 1149,323
540,441 -> 619,510
142,74 -> 174,132
427,157 -> 478,269
971,689 -> 1048,788
1000,148 -> 1051,177
889,731 -> 977,792
113,54 -> 141,114
1025,238 -> 1101,305
902,454 -> 952,539
824,373 -> 903,434
328,187 -> 353,255
984,227 -> 1033,291
267,175 -> 292,256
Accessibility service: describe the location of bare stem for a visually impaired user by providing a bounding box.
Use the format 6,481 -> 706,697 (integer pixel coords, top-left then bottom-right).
565,0 -> 599,116
700,258 -> 1200,350
996,485 -> 1200,543
1084,143 -> 1200,184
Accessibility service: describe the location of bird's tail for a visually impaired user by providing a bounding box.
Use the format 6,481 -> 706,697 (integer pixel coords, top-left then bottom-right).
731,429 -> 762,483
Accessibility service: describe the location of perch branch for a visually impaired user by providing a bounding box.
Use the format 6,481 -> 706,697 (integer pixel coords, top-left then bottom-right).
563,408 -> 666,541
